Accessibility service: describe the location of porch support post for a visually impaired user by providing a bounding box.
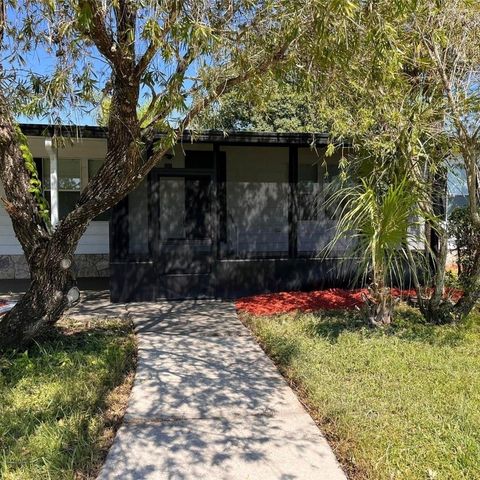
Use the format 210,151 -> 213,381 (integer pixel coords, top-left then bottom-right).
214,143 -> 227,259
288,145 -> 298,258
45,138 -> 59,227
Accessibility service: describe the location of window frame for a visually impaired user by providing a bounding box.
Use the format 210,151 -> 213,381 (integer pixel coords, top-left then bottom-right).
41,157 -> 108,222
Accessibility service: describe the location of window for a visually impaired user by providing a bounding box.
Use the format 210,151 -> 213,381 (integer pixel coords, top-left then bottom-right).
42,158 -> 109,221
43,158 -> 81,220
297,161 -> 341,221
323,164 -> 340,220
298,163 -> 321,221
225,147 -> 289,257
447,164 -> 469,213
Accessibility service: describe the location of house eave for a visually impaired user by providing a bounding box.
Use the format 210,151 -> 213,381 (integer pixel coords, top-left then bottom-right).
166,130 -> 333,146
19,123 -> 109,139
19,123 -> 342,146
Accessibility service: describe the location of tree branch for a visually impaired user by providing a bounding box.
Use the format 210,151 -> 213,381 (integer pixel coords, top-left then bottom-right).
180,45 -> 290,131
77,0 -> 122,70
0,99 -> 50,259
140,45 -> 196,135
113,0 -> 137,66
0,0 -> 5,43
422,36 -> 480,229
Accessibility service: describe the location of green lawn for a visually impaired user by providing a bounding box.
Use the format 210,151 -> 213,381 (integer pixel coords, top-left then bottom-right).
242,305 -> 480,480
0,317 -> 136,480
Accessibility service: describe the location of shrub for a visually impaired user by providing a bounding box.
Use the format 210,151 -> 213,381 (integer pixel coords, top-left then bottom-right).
448,207 -> 480,287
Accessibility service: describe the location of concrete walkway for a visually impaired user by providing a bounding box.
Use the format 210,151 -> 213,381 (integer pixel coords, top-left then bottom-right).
97,300 -> 346,480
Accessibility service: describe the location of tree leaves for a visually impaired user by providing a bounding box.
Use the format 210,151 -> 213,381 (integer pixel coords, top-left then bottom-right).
76,1 -> 94,32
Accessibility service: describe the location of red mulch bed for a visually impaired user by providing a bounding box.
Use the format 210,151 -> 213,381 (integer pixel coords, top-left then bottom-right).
235,288 -> 463,316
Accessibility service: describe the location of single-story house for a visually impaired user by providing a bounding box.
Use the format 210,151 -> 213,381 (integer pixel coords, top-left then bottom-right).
2,124 -> 466,302
0,124 -> 358,301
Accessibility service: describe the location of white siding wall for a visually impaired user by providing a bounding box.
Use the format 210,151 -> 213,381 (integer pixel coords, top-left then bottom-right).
0,186 -> 22,254
0,136 -> 109,256
0,181 -> 27,255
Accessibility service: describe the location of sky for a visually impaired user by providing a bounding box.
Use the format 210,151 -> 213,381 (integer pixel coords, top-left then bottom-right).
3,3 -> 234,129
5,4 -> 141,127
11,42 -> 193,128
12,44 -> 109,126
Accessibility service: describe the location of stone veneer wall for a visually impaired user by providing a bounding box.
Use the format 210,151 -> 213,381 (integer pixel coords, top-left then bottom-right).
0,254 -> 110,279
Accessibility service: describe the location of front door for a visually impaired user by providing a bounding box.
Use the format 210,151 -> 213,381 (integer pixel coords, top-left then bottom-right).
152,172 -> 215,298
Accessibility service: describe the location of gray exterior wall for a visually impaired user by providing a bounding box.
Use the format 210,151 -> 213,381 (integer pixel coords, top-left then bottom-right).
110,139 -> 357,302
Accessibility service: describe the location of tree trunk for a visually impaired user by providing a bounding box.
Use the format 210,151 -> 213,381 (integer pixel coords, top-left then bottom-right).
0,82 -> 141,350
367,260 -> 394,326
423,170 -> 453,324
0,248 -> 75,349
362,288 -> 395,326
0,215 -> 91,349
0,16 -> 61,349
0,69 -> 177,350
424,224 -> 450,323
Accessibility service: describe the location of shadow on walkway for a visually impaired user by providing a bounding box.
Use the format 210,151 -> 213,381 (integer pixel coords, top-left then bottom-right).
98,300 -> 346,480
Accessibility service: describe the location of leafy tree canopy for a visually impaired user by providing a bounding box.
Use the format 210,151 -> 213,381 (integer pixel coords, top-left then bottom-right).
195,80 -> 326,132
308,0 -> 480,322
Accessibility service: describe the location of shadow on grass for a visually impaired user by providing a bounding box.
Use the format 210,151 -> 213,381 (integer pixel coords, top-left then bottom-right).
2,317 -> 131,356
262,333 -> 303,368
0,318 -> 135,479
0,318 -> 134,400
305,306 -> 478,347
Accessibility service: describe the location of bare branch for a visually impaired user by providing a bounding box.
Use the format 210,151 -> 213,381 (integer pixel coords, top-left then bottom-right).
136,41 -> 158,78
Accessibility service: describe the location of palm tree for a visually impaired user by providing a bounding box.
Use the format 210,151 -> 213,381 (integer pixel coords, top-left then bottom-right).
326,175 -> 423,325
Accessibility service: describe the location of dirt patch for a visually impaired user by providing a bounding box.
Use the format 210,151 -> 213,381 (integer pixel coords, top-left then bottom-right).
79,370 -> 136,480
73,318 -> 137,480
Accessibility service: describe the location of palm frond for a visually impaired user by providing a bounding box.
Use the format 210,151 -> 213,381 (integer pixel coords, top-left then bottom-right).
323,174 -> 428,291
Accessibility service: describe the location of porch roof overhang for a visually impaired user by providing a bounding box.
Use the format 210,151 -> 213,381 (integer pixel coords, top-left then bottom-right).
20,123 -> 343,147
